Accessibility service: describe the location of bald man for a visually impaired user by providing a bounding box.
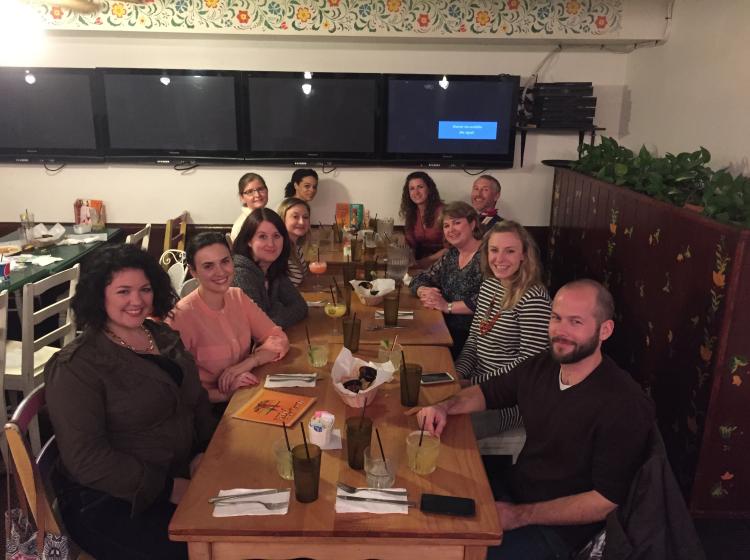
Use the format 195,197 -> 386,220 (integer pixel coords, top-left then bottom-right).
418,280 -> 654,559
471,175 -> 503,232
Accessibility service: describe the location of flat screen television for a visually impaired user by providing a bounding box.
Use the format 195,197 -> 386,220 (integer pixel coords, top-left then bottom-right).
385,74 -> 520,168
245,72 -> 381,163
0,67 -> 102,163
96,68 -> 243,163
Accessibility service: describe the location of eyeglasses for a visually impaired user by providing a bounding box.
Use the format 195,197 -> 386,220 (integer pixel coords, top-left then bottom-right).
242,186 -> 268,197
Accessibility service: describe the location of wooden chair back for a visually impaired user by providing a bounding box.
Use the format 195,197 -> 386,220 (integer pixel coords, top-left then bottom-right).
164,211 -> 189,252
4,384 -> 61,534
125,223 -> 152,251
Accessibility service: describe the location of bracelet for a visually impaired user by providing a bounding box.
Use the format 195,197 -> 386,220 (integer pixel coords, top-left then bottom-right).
447,302 -> 453,314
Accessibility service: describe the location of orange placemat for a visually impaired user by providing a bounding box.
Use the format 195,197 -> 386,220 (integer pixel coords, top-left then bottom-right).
232,389 -> 316,427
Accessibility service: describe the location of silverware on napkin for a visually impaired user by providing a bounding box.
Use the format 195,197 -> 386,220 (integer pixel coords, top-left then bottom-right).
337,495 -> 416,507
209,489 -> 287,503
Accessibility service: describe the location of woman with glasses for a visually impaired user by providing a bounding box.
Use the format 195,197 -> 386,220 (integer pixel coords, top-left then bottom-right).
230,172 -> 269,242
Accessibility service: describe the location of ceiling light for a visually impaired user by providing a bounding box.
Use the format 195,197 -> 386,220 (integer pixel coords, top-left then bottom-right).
439,75 -> 449,90
304,71 -> 313,80
160,76 -> 171,86
302,83 -> 312,95
24,71 -> 36,85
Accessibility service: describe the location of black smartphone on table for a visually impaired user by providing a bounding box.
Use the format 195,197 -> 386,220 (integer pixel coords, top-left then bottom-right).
420,372 -> 455,385
420,493 -> 476,517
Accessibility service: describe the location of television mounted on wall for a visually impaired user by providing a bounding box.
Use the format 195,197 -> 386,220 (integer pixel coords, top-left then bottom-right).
96,68 -> 244,164
0,67 -> 102,163
384,74 -> 520,168
245,71 -> 382,164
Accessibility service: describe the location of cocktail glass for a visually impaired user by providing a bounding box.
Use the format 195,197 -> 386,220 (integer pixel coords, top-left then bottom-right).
309,259 -> 327,291
324,301 -> 347,335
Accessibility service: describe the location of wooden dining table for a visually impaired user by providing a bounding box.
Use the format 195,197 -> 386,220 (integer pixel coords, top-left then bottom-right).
168,344 -> 502,559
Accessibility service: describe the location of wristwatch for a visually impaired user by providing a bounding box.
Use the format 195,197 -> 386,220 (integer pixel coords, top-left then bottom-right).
447,302 -> 453,314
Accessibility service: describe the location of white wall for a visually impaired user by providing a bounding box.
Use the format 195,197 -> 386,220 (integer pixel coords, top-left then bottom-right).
0,33 -> 631,226
623,0 -> 750,174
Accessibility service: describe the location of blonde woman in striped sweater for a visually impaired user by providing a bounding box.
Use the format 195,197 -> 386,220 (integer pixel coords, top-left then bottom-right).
277,197 -> 311,287
456,220 -> 551,434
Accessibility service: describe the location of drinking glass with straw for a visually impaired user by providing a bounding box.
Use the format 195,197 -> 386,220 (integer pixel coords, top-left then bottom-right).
306,325 -> 328,368
324,285 -> 346,335
293,421 -> 321,502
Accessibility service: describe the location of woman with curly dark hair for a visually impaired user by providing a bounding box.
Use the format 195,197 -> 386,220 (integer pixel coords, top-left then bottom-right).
44,243 -> 216,560
231,208 -> 307,328
284,168 -> 319,201
399,171 -> 446,268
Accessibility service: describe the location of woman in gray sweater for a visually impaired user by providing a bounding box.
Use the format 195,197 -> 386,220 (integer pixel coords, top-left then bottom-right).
232,208 -> 308,329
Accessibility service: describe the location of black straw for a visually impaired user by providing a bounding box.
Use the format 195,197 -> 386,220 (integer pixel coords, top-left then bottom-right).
329,285 -> 337,306
359,394 -> 368,429
375,428 -> 386,462
418,416 -> 426,447
282,422 -> 291,452
305,325 -> 312,350
300,422 -> 310,459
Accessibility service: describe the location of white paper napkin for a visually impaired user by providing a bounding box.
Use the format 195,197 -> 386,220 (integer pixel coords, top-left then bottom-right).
212,488 -> 290,517
335,488 -> 409,515
30,255 -> 63,267
58,233 -> 108,245
306,299 -> 326,307
320,428 -> 342,450
264,373 -> 317,388
374,310 -> 414,320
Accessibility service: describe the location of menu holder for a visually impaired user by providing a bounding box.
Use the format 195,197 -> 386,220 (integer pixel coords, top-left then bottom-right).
233,389 -> 316,427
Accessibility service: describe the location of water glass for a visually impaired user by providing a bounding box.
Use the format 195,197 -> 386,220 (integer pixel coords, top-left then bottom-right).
345,416 -> 372,470
272,439 -> 294,480
364,446 -> 396,489
400,363 -> 422,407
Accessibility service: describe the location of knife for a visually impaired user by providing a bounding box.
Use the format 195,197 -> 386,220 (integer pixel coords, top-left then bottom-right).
338,495 -> 416,507
209,489 -> 288,503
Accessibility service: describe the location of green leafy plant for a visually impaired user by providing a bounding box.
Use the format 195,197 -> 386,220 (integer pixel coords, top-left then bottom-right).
572,138 -> 749,227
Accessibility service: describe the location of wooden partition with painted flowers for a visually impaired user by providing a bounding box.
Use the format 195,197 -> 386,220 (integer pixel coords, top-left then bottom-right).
546,167 -> 750,517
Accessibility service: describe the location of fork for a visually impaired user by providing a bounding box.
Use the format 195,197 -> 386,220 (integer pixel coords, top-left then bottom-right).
213,500 -> 287,510
365,325 -> 405,331
336,481 -> 407,497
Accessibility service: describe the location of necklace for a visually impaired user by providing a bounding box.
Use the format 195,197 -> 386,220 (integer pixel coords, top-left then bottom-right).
478,292 -> 503,336
104,324 -> 155,353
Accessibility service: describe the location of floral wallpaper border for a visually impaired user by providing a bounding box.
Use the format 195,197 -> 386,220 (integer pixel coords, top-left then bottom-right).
32,0 -> 623,37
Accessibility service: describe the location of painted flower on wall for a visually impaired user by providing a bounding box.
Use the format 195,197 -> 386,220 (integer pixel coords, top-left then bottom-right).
358,3 -> 371,18
595,15 -> 608,29
111,3 -> 126,18
475,10 -> 490,26
387,0 -> 401,13
237,10 -> 249,23
204,0 -> 219,8
51,5 -> 63,19
328,0 -> 340,6
507,0 -> 519,10
417,13 -> 430,28
537,5 -> 550,19
267,2 -> 282,16
447,3 -> 461,18
175,0 -> 188,13
296,6 -> 312,23
566,0 -> 581,15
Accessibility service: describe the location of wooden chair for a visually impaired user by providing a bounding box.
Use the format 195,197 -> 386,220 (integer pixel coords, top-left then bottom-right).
4,384 -> 93,559
0,289 -> 9,468
4,265 -> 79,452
125,223 -> 151,251
164,211 -> 189,252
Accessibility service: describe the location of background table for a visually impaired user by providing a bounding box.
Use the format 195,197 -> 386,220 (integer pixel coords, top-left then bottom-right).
0,227 -> 121,293
169,344 -> 501,560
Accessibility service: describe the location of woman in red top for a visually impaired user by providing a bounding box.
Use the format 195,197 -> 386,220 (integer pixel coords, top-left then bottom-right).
399,171 -> 445,268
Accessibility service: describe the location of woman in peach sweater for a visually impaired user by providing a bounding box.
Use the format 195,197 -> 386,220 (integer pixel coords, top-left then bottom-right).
167,232 -> 289,404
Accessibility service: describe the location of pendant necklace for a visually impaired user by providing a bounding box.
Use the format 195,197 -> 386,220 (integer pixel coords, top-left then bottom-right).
105,324 -> 155,353
478,292 -> 503,336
